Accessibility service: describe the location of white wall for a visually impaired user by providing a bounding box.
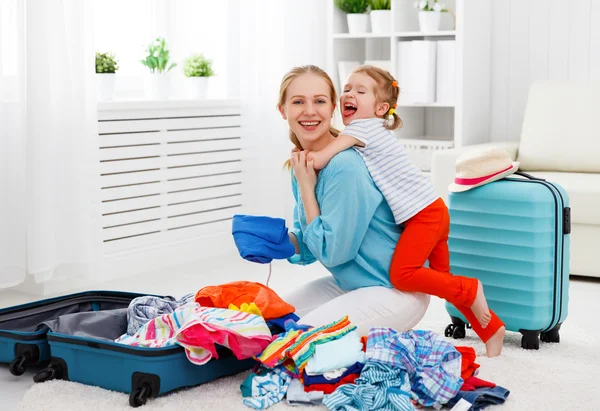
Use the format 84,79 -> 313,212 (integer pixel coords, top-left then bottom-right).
238,0 -> 328,227
489,0 -> 600,142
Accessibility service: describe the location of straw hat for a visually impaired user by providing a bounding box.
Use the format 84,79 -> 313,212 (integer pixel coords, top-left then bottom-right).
448,147 -> 520,193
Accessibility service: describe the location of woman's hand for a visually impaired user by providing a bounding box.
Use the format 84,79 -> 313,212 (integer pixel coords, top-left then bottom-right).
291,150 -> 317,190
291,150 -> 320,225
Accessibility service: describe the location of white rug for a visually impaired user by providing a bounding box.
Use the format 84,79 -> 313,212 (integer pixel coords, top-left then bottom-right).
17,305 -> 600,411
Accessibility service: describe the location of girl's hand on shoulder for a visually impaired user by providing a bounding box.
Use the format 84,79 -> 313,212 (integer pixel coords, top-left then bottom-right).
306,151 -> 328,171
291,150 -> 317,190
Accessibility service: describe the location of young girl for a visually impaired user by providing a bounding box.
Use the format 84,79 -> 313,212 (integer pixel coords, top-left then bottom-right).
306,65 -> 506,357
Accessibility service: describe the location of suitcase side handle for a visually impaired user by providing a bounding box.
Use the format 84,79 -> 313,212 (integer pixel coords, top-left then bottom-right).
514,171 -> 546,181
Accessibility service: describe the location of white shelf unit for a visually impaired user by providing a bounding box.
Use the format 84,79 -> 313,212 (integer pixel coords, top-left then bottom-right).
326,0 -> 492,171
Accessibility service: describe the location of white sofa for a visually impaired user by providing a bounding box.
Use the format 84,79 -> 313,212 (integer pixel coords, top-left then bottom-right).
431,81 -> 600,278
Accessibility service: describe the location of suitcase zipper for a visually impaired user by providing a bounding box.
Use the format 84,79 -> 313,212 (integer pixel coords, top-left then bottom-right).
0,295 -> 136,324
46,333 -> 184,357
505,177 -> 566,332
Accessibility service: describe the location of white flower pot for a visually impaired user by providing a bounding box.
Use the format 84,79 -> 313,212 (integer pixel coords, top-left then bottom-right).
347,13 -> 370,34
370,10 -> 392,34
186,77 -> 209,100
145,73 -> 170,100
96,73 -> 116,101
418,11 -> 442,33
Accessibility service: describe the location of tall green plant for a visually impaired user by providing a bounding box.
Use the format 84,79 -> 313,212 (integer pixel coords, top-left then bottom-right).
369,0 -> 391,10
96,52 -> 119,73
140,37 -> 177,73
334,0 -> 369,14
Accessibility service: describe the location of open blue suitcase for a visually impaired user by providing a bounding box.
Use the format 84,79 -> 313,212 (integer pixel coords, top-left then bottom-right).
38,331 -> 255,407
1,290 -> 260,407
444,172 -> 570,350
0,291 -> 141,376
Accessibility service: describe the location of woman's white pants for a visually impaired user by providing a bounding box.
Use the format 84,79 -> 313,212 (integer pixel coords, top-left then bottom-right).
283,277 -> 430,337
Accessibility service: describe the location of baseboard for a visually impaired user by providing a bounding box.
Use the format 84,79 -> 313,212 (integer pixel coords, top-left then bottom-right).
12,232 -> 237,297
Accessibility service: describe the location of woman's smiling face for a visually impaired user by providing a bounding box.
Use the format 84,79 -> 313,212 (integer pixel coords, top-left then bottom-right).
279,72 -> 336,148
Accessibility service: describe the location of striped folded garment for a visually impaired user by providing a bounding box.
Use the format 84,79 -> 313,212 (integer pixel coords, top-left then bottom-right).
116,303 -> 272,365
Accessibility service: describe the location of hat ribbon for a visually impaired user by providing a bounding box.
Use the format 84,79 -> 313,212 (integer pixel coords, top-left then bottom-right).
454,165 -> 513,185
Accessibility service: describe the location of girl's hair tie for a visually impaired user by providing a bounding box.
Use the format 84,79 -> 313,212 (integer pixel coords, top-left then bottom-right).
391,80 -> 398,88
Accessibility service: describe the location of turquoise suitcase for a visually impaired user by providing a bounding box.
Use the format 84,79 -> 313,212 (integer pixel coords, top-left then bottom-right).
0,291 -> 142,376
444,172 -> 570,350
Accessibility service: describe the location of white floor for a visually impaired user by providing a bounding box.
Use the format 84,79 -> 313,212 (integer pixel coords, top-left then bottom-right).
1,255 -> 600,410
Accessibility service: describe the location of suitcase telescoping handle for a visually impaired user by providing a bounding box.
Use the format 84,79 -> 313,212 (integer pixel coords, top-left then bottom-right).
514,171 -> 545,181
515,172 -> 571,234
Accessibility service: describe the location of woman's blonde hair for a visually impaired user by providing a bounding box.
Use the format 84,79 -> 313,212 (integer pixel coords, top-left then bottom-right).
278,65 -> 340,169
350,65 -> 403,130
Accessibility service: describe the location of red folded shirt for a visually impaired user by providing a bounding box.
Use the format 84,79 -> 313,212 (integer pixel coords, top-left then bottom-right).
455,346 -> 480,380
461,376 -> 496,391
304,373 -> 360,394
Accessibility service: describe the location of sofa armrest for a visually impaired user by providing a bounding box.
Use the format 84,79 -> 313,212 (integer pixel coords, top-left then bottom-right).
431,141 -> 520,203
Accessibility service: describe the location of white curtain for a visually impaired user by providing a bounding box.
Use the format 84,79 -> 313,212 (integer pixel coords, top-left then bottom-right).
0,0 -> 100,290
238,0 -> 328,224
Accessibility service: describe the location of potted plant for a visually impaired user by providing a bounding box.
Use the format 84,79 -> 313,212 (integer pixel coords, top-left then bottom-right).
414,0 -> 448,33
183,53 -> 215,100
140,37 -> 177,100
334,0 -> 370,34
413,0 -> 447,32
95,52 -> 119,101
369,0 -> 391,34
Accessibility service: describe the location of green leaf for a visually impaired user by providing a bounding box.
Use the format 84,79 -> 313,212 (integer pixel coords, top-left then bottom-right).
140,37 -> 176,73
369,0 -> 390,10
95,51 -> 119,73
334,0 -> 369,14
182,53 -> 215,77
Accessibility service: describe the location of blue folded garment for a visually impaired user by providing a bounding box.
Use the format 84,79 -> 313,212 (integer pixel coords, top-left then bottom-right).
266,312 -> 300,332
232,214 -> 296,264
446,386 -> 510,411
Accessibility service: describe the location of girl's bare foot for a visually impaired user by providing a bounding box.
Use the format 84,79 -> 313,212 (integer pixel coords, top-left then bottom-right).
470,280 -> 491,328
485,326 -> 505,357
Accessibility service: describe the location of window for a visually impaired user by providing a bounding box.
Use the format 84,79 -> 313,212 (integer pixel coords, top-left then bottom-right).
170,0 -> 230,99
93,0 -> 232,99
92,0 -> 155,77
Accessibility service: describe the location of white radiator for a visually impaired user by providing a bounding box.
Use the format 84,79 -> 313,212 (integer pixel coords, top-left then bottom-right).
97,100 -> 243,256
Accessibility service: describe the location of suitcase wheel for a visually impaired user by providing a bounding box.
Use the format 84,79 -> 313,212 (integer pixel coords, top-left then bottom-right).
452,326 -> 466,339
33,363 -> 62,383
540,323 -> 561,344
445,316 -> 467,339
520,330 -> 540,350
9,354 -> 30,376
129,384 -> 151,408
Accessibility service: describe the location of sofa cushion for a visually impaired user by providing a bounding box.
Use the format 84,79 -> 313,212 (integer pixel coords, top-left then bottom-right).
517,82 -> 600,173
520,171 -> 600,225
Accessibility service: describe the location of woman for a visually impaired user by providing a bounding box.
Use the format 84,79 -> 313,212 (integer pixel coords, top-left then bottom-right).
276,65 -> 429,337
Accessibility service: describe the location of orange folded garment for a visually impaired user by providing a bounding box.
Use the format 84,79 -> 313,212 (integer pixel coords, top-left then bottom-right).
195,281 -> 295,321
